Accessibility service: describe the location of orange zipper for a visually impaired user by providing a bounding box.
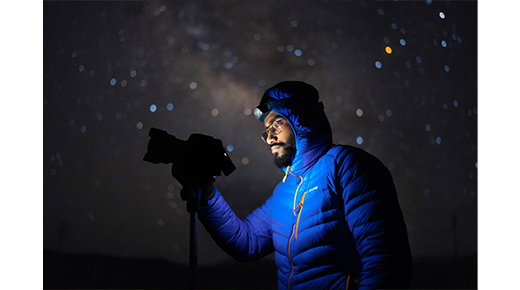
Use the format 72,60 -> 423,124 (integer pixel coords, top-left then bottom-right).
286,166 -> 304,289
288,225 -> 296,290
285,167 -> 348,289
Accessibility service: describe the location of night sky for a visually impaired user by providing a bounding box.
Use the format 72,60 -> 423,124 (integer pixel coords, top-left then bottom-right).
38,0 -> 481,287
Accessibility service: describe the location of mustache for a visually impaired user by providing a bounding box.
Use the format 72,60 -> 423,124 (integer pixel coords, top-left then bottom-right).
270,142 -> 286,148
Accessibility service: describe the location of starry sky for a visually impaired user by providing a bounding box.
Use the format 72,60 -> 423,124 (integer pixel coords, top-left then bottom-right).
43,0 -> 477,266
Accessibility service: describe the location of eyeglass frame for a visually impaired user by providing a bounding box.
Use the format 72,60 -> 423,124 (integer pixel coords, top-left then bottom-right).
261,118 -> 285,143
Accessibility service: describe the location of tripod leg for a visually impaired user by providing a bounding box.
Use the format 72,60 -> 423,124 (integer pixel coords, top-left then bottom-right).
190,211 -> 198,289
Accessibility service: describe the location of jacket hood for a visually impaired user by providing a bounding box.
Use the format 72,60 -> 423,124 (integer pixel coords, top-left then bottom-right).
254,81 -> 333,173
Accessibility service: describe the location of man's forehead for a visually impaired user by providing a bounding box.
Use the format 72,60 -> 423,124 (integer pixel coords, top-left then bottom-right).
263,112 -> 281,126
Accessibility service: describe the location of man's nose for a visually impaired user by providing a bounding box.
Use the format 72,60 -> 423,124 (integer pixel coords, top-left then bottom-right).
266,132 -> 277,145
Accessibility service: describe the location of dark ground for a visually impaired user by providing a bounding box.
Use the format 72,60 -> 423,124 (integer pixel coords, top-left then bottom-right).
43,249 -> 477,289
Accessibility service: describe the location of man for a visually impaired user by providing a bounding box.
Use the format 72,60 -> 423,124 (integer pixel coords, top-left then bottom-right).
178,81 -> 412,289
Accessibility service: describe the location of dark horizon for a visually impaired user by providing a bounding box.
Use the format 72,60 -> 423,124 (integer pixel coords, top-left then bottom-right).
44,249 -> 477,289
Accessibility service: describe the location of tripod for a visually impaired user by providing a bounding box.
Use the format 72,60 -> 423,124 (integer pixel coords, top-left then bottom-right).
189,210 -> 199,290
184,180 -> 213,290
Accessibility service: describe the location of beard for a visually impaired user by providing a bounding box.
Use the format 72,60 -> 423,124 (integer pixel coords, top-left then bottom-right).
272,139 -> 296,169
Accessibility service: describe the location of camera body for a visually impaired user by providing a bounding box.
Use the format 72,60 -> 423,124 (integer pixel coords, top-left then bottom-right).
143,127 -> 236,179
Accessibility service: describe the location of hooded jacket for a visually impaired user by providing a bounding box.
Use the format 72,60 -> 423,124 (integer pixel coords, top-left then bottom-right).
199,81 -> 412,289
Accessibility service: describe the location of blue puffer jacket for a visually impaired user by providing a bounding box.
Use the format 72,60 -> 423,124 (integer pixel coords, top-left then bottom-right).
199,82 -> 412,289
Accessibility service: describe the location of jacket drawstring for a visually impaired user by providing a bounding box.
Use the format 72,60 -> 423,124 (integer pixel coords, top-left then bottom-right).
283,166 -> 289,183
293,191 -> 307,240
288,169 -> 303,215
285,167 -> 306,239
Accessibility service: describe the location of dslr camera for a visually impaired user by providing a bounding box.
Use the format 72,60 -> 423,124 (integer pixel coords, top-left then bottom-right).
143,127 -> 236,180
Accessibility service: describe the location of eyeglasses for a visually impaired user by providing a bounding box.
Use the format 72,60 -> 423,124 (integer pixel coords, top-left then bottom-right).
261,118 -> 284,143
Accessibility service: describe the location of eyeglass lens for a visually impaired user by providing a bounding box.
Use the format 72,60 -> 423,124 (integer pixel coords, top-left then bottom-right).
261,119 -> 283,143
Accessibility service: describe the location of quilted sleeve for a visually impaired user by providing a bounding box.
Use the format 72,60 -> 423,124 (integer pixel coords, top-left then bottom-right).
198,188 -> 275,262
337,147 -> 412,289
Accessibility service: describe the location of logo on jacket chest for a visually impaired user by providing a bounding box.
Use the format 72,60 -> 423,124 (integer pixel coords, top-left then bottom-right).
307,186 -> 318,193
